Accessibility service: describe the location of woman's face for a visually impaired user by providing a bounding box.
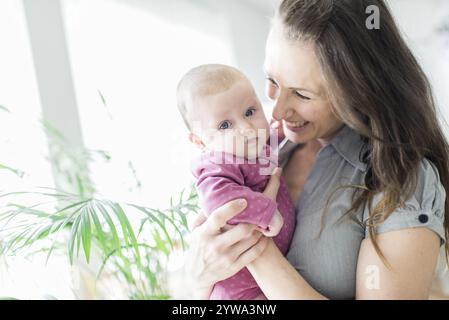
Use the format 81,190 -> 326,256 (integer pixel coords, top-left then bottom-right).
264,26 -> 343,144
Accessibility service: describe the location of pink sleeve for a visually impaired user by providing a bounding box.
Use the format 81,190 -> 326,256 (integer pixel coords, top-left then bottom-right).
195,162 -> 277,229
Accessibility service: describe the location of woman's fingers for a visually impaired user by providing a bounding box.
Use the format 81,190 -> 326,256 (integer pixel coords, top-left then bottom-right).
229,229 -> 263,259
204,198 -> 247,235
190,212 -> 208,230
230,236 -> 269,273
263,167 -> 282,201
183,200 -> 251,290
216,223 -> 257,248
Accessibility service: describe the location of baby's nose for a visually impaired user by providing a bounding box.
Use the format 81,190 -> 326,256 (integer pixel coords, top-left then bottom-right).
241,127 -> 256,137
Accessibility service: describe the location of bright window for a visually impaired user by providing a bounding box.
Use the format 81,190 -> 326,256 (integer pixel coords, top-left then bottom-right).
62,0 -> 235,208
0,0 -> 71,299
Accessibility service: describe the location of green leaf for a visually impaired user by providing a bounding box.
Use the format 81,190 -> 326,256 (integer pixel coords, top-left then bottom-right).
45,202 -> 87,264
80,206 -> 92,263
23,223 -> 54,246
88,203 -> 106,248
94,201 -> 121,256
128,205 -> 173,249
0,105 -> 10,113
156,209 -> 185,250
96,249 -> 114,280
97,89 -> 107,106
68,214 -> 82,264
4,203 -> 52,219
52,199 -> 91,217
97,89 -> 113,120
43,222 -> 68,264
0,164 -> 24,178
41,119 -> 67,143
1,226 -> 33,254
152,229 -> 169,256
107,201 -> 140,263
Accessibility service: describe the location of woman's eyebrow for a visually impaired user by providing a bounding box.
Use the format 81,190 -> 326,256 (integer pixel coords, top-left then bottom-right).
263,68 -> 277,84
264,66 -> 320,95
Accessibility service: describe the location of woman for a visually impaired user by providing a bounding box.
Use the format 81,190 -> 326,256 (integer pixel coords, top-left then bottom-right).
184,0 -> 449,299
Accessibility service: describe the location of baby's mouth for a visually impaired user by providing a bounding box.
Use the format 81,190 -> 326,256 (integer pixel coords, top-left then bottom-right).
246,137 -> 258,145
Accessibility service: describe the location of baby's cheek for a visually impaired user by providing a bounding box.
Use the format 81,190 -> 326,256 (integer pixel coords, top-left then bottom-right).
210,133 -> 235,154
262,122 -> 270,141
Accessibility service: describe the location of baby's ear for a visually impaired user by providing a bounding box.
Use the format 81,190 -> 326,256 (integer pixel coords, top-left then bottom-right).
188,132 -> 206,150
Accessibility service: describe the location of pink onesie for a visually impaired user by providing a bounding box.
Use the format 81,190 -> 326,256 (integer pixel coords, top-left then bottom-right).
191,146 -> 296,300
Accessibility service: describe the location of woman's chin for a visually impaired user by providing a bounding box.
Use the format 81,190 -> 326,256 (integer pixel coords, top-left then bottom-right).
284,127 -> 312,144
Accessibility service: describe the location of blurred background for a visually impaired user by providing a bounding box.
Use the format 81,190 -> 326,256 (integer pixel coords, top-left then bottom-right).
0,0 -> 448,299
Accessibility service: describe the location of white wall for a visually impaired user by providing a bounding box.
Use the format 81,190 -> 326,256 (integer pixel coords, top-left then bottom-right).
122,0 -> 274,101
387,0 -> 449,132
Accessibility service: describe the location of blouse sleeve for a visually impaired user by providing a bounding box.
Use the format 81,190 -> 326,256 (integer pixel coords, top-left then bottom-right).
193,161 -> 277,230
363,158 -> 446,246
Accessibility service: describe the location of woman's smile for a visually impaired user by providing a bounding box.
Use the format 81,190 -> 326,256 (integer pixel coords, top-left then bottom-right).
283,119 -> 310,133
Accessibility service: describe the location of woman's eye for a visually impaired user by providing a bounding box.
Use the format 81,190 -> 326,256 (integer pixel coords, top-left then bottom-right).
295,91 -> 311,100
265,78 -> 279,100
218,121 -> 231,130
266,77 -> 278,87
245,108 -> 256,117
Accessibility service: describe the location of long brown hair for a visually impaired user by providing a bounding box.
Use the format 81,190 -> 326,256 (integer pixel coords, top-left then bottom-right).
276,0 -> 449,265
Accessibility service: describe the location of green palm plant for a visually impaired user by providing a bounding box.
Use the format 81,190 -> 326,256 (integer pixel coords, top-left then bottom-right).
0,186 -> 198,299
0,105 -> 199,299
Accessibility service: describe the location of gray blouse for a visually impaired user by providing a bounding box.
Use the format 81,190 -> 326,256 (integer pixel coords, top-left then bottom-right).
279,125 -> 446,300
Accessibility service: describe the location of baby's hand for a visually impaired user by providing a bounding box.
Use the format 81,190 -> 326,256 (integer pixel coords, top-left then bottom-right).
257,210 -> 283,237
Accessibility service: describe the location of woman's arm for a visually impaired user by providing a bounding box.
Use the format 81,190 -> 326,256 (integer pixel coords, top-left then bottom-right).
248,224 -> 440,300
246,168 -> 328,299
355,227 -> 440,299
247,239 -> 328,299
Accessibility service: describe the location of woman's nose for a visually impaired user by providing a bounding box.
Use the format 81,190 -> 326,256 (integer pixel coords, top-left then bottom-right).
272,94 -> 292,121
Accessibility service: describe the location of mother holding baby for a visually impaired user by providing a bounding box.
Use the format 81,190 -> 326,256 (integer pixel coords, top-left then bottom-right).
184,0 -> 449,299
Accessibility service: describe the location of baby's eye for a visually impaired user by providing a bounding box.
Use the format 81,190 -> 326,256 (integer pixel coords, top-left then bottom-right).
218,121 -> 231,130
245,107 -> 256,117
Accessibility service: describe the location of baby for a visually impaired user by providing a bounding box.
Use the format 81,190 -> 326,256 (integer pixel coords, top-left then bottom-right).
176,64 -> 296,300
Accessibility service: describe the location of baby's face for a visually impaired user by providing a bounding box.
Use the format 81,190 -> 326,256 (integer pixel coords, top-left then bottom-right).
189,79 -> 270,160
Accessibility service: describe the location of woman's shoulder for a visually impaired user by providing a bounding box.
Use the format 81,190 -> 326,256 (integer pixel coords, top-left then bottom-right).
411,158 -> 445,211
364,157 -> 446,245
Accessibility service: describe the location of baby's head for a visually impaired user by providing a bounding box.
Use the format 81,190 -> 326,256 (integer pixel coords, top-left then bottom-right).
177,64 -> 270,159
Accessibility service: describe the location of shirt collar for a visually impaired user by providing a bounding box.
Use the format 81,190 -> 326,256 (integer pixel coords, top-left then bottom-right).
328,125 -> 368,172
278,125 -> 368,172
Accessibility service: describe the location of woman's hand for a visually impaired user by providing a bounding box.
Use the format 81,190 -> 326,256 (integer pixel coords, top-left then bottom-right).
184,168 -> 283,299
184,199 -> 268,299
